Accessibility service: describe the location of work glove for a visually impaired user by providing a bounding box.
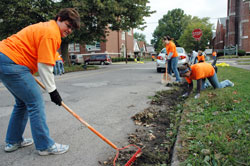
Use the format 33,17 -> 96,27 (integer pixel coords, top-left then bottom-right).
182,92 -> 189,98
194,93 -> 200,99
49,89 -> 62,106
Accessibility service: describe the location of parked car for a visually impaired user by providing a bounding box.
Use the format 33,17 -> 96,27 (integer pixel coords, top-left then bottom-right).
70,54 -> 84,65
156,47 -> 189,73
85,54 -> 112,65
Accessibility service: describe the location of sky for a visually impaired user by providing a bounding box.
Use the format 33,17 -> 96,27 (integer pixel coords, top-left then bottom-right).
134,0 -> 228,44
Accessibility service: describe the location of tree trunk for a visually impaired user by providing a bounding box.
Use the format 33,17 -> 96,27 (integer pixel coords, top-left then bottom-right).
61,41 -> 71,66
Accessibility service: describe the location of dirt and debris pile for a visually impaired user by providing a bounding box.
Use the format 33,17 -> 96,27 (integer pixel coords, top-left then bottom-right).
100,85 -> 186,166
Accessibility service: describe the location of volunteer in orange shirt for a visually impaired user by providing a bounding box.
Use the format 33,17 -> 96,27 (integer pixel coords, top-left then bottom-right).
196,51 -> 205,63
212,51 -> 217,60
163,36 -> 181,83
179,63 -> 234,99
0,8 -> 80,155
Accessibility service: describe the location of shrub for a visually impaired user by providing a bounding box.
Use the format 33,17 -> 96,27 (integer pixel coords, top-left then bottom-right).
217,50 -> 224,57
238,49 -> 246,56
111,57 -> 134,62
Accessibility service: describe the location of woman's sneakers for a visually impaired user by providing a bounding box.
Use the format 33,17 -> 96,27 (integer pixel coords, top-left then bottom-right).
5,138 -> 34,152
38,143 -> 69,156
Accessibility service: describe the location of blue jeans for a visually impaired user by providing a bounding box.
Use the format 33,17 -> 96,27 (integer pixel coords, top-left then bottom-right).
58,60 -> 64,75
203,72 -> 232,89
54,61 -> 60,75
167,57 -> 181,82
0,53 -> 54,150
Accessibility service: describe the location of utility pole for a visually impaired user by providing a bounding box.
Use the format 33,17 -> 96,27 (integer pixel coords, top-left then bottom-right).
125,31 -> 128,64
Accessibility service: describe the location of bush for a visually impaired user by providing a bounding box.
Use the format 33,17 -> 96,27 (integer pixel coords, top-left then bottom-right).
238,49 -> 246,56
111,57 -> 135,62
217,50 -> 224,57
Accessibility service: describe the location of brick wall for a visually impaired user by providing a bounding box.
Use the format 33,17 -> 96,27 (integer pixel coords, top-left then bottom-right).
226,0 -> 250,53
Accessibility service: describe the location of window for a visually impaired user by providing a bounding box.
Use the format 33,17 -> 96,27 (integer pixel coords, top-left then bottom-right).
122,31 -> 125,40
86,41 -> 101,51
68,43 -> 80,52
75,43 -> 80,52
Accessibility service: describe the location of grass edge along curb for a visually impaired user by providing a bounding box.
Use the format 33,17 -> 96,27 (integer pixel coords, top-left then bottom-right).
176,66 -> 250,166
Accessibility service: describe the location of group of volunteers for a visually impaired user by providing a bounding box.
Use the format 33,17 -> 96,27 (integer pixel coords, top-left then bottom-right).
0,6 -> 235,158
0,8 -> 80,155
163,35 -> 234,99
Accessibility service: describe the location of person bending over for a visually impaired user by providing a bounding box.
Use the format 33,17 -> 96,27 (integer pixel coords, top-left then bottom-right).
0,8 -> 80,155
179,63 -> 234,99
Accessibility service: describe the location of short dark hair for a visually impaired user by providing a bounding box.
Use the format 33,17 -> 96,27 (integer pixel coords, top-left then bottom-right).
163,35 -> 173,41
55,8 -> 80,29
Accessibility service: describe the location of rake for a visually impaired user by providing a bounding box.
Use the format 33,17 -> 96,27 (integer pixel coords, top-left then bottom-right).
34,77 -> 142,166
161,62 -> 171,85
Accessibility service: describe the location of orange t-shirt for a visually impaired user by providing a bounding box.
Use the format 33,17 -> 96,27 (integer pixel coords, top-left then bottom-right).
185,62 -> 215,84
165,41 -> 178,58
197,55 -> 205,62
212,52 -> 217,57
0,20 -> 61,74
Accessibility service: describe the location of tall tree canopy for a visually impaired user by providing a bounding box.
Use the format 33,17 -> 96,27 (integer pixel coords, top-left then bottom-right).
0,0 -> 154,62
134,32 -> 147,44
177,17 -> 213,53
151,8 -> 191,52
0,0 -> 55,39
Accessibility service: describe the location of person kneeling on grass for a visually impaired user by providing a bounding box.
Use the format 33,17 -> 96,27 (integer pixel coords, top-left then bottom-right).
179,62 -> 234,99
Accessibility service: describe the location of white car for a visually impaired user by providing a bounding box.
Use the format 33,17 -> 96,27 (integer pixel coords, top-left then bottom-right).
156,47 -> 189,73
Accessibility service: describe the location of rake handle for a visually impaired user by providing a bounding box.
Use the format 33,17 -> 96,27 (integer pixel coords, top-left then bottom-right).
165,61 -> 170,81
34,77 -> 118,150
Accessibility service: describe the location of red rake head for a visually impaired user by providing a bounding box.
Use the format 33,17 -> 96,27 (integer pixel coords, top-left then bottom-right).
113,144 -> 142,166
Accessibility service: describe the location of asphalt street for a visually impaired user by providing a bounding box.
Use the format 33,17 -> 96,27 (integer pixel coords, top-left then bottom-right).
0,61 -> 168,166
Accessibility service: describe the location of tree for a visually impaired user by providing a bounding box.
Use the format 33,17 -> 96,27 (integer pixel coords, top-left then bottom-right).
0,0 -> 155,63
0,0 -> 56,40
177,17 -> 213,53
134,32 -> 147,44
54,0 -> 154,63
151,8 -> 191,52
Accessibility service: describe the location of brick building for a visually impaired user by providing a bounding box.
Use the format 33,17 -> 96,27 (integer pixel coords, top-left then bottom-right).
68,29 -> 134,58
213,18 -> 226,50
225,0 -> 250,53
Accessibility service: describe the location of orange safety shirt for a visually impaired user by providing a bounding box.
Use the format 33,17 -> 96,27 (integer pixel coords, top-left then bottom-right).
212,52 -> 217,57
185,62 -> 215,84
0,20 -> 61,74
165,41 -> 178,58
197,55 -> 205,62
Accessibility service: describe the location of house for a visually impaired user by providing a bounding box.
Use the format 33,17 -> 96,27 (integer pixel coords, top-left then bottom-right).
138,41 -> 147,57
146,45 -> 157,57
225,0 -> 250,53
133,39 -> 140,58
68,29 -> 134,59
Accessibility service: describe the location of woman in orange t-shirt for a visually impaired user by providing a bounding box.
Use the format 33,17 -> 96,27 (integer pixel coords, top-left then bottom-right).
179,63 -> 234,99
0,8 -> 80,155
163,36 -> 181,83
196,51 -> 205,63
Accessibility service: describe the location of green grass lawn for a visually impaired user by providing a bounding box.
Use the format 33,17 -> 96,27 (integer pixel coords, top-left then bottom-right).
178,66 -> 250,165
